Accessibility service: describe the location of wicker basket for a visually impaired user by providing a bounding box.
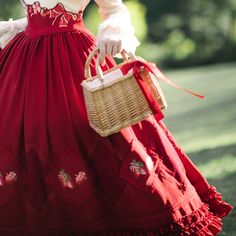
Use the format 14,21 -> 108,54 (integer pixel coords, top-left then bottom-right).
81,47 -> 167,137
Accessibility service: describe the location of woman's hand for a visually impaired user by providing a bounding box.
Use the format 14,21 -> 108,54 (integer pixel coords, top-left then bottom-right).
95,0 -> 140,65
97,35 -> 123,66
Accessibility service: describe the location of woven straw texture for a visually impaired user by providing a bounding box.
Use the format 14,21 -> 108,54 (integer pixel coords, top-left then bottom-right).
82,48 -> 167,137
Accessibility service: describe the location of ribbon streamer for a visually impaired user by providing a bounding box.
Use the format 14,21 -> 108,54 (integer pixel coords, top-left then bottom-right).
120,59 -> 205,120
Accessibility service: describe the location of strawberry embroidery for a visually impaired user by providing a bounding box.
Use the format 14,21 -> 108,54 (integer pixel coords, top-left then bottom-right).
75,171 -> 87,185
58,169 -> 74,189
130,159 -> 148,177
58,169 -> 88,189
0,171 -> 17,186
5,171 -> 17,184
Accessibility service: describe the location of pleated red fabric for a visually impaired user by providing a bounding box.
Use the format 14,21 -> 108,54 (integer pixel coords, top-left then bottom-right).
0,2 -> 233,235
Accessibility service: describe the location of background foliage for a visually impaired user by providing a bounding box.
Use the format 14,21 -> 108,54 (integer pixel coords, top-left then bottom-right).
1,0 -> 236,68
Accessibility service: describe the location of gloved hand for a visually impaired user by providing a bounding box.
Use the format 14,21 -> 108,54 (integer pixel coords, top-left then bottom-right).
97,32 -> 123,66
95,0 -> 140,66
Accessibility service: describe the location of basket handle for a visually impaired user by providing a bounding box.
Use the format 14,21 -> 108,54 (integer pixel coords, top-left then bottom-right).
84,47 -> 137,81
84,47 -> 99,80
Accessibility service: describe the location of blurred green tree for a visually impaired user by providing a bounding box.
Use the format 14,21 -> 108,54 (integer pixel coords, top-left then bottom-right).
139,0 -> 236,67
0,0 -> 23,20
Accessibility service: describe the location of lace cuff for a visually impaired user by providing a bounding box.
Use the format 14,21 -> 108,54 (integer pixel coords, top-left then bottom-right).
0,17 -> 27,49
95,0 -> 140,58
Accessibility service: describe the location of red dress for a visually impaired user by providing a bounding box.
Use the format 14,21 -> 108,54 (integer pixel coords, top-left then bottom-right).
0,2 -> 233,236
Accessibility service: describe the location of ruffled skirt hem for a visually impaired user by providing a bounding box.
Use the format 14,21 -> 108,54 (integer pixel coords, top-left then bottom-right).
200,185 -> 233,218
0,202 -> 231,236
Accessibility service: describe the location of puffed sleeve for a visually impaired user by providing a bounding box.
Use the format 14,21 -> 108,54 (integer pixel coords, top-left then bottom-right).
0,17 -> 27,49
94,0 -> 140,58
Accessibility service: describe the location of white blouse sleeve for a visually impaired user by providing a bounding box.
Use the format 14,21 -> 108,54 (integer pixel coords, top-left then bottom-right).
94,0 -> 140,58
0,17 -> 28,49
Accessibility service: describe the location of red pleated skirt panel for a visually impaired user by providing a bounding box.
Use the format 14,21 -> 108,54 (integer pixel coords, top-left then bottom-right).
0,4 -> 233,236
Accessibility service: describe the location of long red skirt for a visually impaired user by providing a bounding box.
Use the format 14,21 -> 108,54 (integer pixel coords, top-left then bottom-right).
0,9 -> 233,236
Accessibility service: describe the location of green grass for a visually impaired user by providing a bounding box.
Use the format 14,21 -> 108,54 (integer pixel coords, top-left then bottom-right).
160,62 -> 236,235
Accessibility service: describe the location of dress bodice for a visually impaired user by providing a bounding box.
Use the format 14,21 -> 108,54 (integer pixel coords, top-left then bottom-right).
0,0 -> 140,56
21,0 -> 90,13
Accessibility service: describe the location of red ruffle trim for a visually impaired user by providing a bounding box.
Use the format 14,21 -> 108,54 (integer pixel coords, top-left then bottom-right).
0,204 -> 223,236
42,203 -> 223,235
169,204 -> 222,236
200,185 -> 233,218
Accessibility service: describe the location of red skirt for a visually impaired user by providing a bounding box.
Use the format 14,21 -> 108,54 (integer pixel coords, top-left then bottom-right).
0,6 -> 233,236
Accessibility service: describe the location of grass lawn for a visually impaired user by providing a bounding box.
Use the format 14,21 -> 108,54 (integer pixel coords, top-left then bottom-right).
160,62 -> 236,235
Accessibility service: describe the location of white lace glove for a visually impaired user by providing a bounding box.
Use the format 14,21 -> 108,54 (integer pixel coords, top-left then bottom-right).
0,17 -> 27,49
95,0 -> 140,65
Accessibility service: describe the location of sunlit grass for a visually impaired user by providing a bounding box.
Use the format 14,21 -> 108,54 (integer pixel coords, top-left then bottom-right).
197,155 -> 236,179
176,133 -> 236,153
162,62 -> 236,153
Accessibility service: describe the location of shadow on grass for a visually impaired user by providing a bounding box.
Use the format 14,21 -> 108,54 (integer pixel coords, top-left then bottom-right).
186,143 -> 236,166
207,171 -> 236,235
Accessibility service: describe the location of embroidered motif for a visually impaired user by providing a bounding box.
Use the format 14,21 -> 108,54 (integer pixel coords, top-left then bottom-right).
58,169 -> 88,189
5,171 -> 17,184
49,4 -> 80,27
0,171 -> 17,186
28,1 -> 43,17
130,159 -> 147,177
75,171 -> 87,185
27,1 -> 83,27
58,169 -> 74,189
